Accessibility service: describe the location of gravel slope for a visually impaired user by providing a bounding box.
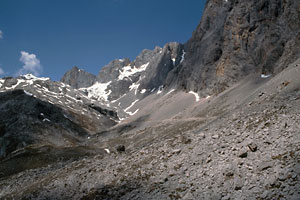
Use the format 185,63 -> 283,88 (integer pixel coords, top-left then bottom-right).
1,60 -> 300,200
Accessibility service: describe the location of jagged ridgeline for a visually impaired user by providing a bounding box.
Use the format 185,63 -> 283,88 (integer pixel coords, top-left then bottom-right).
1,0 -> 300,199
63,0 -> 300,97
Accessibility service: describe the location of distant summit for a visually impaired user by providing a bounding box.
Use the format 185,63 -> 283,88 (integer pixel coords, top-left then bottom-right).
61,66 -> 97,89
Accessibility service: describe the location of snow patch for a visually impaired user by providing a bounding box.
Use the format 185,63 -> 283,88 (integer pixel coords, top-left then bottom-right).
0,79 -> 4,88
166,89 -> 175,95
129,82 -> 140,95
172,58 -> 176,65
24,90 -> 33,96
43,118 -> 51,122
64,114 -> 72,121
111,94 -> 126,104
127,109 -> 139,116
22,74 -> 49,81
124,100 -> 139,112
261,74 -> 271,78
4,79 -> 25,90
22,74 -> 37,79
140,89 -> 147,94
180,50 -> 186,64
3,75 -> 50,91
119,117 -> 126,121
124,99 -> 140,116
189,91 -> 200,102
104,148 -> 110,154
118,62 -> 149,80
157,85 -> 163,94
81,81 -> 112,102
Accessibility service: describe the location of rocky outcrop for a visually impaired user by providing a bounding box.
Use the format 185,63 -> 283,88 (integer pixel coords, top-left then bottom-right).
0,89 -> 87,158
61,66 -> 97,89
166,0 -> 300,95
97,42 -> 184,101
76,42 -> 184,109
97,58 -> 131,83
138,43 -> 184,91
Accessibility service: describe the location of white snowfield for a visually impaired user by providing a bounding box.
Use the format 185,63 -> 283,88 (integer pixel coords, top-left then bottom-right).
118,62 -> 149,80
80,81 -> 112,102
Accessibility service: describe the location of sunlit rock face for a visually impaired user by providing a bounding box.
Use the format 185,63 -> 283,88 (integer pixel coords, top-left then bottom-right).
166,0 -> 300,95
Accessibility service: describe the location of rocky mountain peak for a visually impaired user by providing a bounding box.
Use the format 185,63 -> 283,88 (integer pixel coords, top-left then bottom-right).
61,66 -> 97,89
97,58 -> 131,83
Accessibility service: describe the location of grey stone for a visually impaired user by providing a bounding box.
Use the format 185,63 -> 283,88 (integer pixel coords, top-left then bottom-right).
212,134 -> 219,139
258,161 -> 274,171
116,145 -> 126,152
247,143 -> 257,152
234,177 -> 244,190
182,191 -> 194,200
172,149 -> 182,155
238,150 -> 248,158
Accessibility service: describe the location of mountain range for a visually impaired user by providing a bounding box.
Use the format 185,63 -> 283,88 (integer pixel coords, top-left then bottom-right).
1,0 -> 300,199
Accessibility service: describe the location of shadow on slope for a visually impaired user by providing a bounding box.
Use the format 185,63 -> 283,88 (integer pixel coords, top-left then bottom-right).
0,89 -> 90,159
0,145 -> 104,179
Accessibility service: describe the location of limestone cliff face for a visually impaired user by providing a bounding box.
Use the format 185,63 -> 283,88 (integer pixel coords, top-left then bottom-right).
166,0 -> 300,95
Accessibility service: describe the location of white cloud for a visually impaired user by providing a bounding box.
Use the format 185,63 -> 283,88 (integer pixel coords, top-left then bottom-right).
0,30 -> 2,39
17,51 -> 42,76
0,67 -> 4,75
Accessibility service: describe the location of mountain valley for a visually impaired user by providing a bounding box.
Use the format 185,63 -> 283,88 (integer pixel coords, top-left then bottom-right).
1,0 -> 300,199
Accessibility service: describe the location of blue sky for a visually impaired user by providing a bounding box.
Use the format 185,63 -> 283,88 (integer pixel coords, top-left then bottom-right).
0,0 -> 206,80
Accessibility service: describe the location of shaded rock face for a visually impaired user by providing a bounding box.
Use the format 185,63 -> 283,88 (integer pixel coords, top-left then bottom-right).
0,75 -> 118,159
88,104 -> 119,121
139,43 -> 184,91
61,66 -> 97,89
0,90 -> 88,158
166,0 -> 300,95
